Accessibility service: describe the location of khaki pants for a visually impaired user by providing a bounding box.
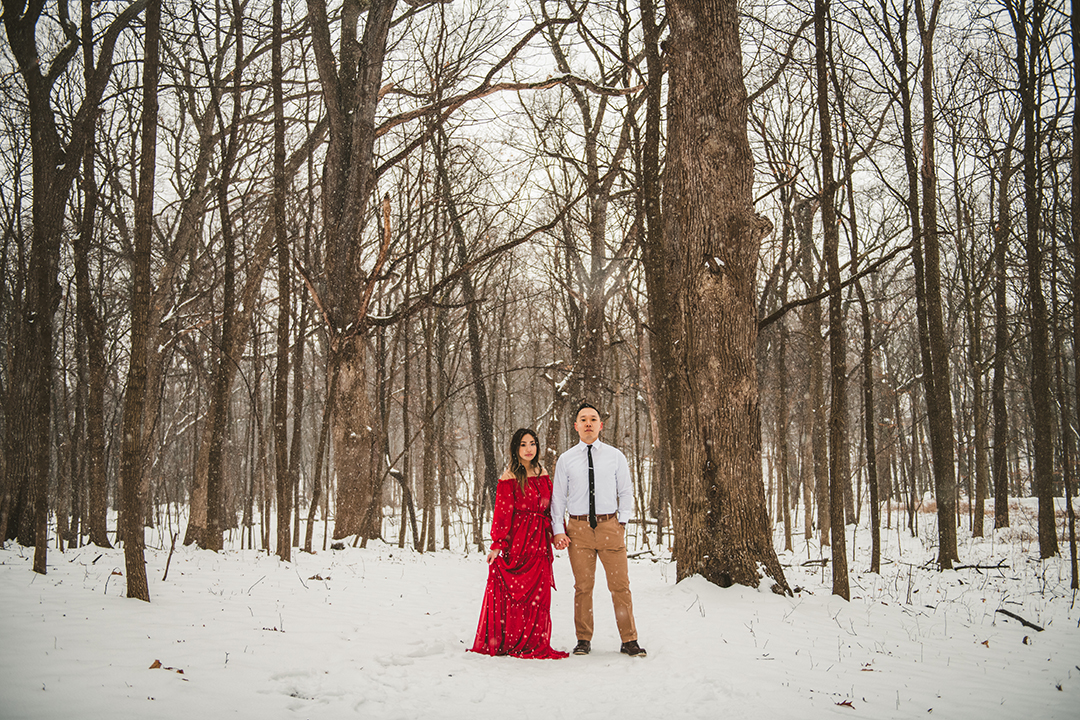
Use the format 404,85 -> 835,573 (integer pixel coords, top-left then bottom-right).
566,517 -> 637,643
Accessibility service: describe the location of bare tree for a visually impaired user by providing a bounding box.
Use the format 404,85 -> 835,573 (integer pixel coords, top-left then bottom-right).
660,0 -> 787,592
75,0 -> 112,549
1069,0 -> 1079,588
2,0 -> 148,571
271,0 -> 293,561
1006,0 -> 1056,558
815,0 -> 849,598
119,0 -> 161,601
913,0 -> 958,568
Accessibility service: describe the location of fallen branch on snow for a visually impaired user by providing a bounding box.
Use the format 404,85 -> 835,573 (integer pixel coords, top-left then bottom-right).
995,608 -> 1044,631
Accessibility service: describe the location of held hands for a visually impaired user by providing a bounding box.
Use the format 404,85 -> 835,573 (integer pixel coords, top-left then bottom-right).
552,533 -> 570,551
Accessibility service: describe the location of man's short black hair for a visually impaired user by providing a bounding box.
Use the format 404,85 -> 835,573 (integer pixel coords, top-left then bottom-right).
576,402 -> 599,417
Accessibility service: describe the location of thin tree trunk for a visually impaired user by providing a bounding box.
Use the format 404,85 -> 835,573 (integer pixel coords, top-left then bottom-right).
272,0 -> 291,561
1010,0 -> 1056,558
914,0 -> 958,568
422,310 -> 436,552
119,0 -> 160,601
436,260 -> 452,550
1069,0 -> 1080,588
204,0 -> 245,552
76,0 -> 111,549
992,122 -> 1020,530
815,0 -> 849,598
959,196 -> 990,538
435,125 -> 498,524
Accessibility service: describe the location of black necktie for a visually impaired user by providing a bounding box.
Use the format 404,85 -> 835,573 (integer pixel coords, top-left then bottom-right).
587,444 -> 597,529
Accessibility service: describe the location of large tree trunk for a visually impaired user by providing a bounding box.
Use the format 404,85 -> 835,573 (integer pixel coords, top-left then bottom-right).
661,0 -> 787,593
305,0 -> 397,541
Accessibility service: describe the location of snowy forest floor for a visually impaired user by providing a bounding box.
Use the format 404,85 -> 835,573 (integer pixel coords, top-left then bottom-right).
2,500 -> 1079,719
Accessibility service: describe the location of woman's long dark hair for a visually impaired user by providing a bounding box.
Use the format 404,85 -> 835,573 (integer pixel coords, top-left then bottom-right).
509,428 -> 544,492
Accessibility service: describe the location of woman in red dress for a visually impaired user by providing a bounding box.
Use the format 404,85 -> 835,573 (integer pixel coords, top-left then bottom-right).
470,428 -> 568,659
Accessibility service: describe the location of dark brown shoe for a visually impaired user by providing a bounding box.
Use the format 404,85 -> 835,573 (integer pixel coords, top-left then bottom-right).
620,640 -> 646,657
572,640 -> 591,655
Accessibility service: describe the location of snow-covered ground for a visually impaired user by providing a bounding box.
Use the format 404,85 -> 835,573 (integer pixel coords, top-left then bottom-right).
2,501 -> 1078,719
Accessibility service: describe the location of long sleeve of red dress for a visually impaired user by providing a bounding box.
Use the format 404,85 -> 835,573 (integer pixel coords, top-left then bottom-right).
469,475 -> 567,659
488,478 -> 515,553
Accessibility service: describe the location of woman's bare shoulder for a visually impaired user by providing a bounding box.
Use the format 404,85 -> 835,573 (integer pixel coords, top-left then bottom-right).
499,468 -> 515,481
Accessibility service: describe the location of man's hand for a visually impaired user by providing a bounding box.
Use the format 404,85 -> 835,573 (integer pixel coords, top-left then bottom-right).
553,533 -> 570,550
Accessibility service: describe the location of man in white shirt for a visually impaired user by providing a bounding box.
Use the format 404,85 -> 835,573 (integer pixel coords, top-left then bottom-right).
552,403 -> 646,658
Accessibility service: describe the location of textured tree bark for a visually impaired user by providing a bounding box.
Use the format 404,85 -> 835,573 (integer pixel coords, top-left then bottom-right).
305,0 -> 397,541
119,0 -> 160,601
662,0 -> 788,593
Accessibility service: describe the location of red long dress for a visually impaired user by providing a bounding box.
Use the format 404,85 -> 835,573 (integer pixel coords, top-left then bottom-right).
469,474 -> 568,659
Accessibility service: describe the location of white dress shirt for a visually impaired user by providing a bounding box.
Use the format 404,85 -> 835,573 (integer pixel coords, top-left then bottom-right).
551,439 -> 634,535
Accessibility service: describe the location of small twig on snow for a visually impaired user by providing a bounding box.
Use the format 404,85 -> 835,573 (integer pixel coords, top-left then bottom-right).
162,533 -> 179,582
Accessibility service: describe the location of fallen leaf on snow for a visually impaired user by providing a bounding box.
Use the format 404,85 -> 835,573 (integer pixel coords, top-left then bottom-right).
149,659 -> 184,674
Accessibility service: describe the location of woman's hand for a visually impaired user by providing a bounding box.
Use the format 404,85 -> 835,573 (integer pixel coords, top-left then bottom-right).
486,548 -> 501,565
